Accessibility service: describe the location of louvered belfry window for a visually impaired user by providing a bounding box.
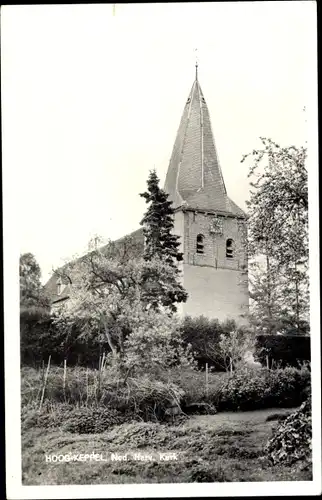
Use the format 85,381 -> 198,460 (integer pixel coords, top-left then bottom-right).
226,238 -> 234,258
196,234 -> 204,254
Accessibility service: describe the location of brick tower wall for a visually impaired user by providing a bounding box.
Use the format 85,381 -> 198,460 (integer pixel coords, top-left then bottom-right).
173,210 -> 249,323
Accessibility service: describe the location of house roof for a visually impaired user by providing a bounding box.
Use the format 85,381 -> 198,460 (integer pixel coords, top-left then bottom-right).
164,68 -> 246,218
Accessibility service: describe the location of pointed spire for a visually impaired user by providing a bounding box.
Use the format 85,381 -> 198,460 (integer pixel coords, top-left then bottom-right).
164,72 -> 246,218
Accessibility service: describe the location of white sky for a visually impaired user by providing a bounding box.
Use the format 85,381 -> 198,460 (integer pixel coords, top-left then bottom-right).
2,2 -> 317,283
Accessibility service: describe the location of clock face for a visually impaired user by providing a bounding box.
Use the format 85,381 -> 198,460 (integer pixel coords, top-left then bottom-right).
210,217 -> 223,234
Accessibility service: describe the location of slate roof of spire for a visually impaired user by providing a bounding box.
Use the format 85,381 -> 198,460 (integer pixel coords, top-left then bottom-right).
164,68 -> 246,218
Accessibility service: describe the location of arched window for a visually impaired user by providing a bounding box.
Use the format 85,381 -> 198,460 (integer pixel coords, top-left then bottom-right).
226,238 -> 234,258
196,234 -> 204,254
56,278 -> 62,295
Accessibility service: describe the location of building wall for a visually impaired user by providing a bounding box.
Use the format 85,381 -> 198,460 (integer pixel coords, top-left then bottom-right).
183,210 -> 247,271
174,209 -> 249,323
182,264 -> 249,322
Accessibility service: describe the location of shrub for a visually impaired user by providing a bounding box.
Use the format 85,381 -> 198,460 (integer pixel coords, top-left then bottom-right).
21,366 -> 185,422
186,463 -> 229,483
265,412 -> 292,422
21,362 -> 311,422
254,334 -> 311,368
265,399 -> 312,465
165,367 -> 226,411
214,364 -> 311,411
20,307 -> 59,365
62,407 -> 129,433
21,401 -> 73,431
266,364 -> 311,407
21,402 -> 131,433
181,316 -> 247,370
215,366 -> 269,411
120,376 -> 185,421
20,307 -> 111,368
124,311 -> 195,378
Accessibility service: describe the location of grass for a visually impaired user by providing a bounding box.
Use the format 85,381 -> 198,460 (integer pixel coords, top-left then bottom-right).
20,364 -> 312,484
21,407 -> 311,485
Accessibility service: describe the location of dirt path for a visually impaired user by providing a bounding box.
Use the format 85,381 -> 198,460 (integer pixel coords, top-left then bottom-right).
185,407 -> 297,429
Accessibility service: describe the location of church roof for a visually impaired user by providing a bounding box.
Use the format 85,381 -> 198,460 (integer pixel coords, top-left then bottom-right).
45,228 -> 144,304
164,67 -> 246,218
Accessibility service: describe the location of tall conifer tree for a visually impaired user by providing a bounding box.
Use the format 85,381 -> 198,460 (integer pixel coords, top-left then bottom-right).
140,169 -> 187,311
140,169 -> 183,266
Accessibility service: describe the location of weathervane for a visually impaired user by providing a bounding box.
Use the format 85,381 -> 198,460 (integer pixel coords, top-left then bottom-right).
194,48 -> 199,80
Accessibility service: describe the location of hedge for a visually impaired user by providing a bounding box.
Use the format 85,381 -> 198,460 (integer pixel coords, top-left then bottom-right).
21,309 -> 311,371
254,334 -> 311,368
180,316 -> 244,371
20,307 -> 110,367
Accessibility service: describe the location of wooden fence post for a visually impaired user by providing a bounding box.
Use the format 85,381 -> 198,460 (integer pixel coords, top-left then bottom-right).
39,355 -> 51,411
205,363 -> 209,396
63,358 -> 67,402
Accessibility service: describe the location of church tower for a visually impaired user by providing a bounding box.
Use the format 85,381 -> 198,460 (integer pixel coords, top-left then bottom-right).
164,65 -> 249,323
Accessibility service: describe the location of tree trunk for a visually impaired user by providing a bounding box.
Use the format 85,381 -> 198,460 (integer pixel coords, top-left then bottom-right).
118,327 -> 125,358
101,318 -> 117,359
265,241 -> 273,334
294,205 -> 301,334
294,261 -> 300,334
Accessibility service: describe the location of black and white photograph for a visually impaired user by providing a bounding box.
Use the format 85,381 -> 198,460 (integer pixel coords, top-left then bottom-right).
3,2 -> 320,498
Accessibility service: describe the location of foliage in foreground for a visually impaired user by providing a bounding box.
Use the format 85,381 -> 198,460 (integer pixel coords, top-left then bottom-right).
21,362 -> 310,428
21,365 -> 185,423
175,364 -> 310,412
265,398 -> 312,466
21,409 -> 312,485
215,364 -> 310,411
22,402 -> 136,434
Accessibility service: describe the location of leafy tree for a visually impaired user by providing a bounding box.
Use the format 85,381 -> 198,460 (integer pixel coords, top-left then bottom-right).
218,330 -> 254,373
20,253 -> 52,365
20,253 -> 49,309
53,238 -> 190,368
123,309 -> 195,378
140,169 -> 188,311
247,258 -> 284,335
242,138 -> 309,335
